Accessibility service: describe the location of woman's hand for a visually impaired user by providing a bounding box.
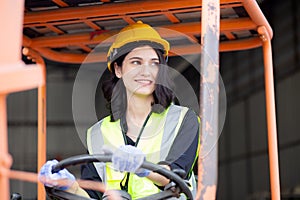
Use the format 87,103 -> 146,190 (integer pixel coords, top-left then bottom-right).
112,145 -> 150,177
38,159 -> 75,190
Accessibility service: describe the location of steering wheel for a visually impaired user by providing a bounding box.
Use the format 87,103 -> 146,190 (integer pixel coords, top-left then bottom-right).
46,154 -> 194,200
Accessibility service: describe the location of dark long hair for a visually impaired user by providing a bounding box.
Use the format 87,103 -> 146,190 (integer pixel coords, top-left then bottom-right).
102,45 -> 175,122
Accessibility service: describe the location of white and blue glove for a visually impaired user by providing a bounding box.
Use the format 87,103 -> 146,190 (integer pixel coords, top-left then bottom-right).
112,145 -> 150,177
38,159 -> 75,190
135,167 -> 151,178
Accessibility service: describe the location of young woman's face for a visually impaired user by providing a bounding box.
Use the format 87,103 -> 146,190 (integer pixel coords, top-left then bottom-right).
114,45 -> 159,97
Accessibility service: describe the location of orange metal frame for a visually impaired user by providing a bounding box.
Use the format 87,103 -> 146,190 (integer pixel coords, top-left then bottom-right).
0,0 -> 279,199
0,1 -> 46,199
22,0 -> 265,64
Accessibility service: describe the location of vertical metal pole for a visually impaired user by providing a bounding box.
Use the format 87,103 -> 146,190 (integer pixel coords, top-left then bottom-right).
0,0 -> 24,198
197,0 -> 220,199
23,47 -> 47,200
258,26 -> 281,200
0,94 -> 12,200
38,63 -> 47,200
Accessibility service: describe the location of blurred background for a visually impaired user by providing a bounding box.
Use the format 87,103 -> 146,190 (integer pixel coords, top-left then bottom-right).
7,0 -> 300,199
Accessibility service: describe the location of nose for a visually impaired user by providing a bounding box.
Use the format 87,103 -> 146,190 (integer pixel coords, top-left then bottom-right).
140,64 -> 151,76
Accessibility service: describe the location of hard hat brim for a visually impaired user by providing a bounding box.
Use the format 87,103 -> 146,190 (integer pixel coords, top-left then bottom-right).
107,41 -> 166,72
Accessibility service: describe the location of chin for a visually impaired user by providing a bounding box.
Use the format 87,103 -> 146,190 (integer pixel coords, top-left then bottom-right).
131,85 -> 154,95
134,91 -> 153,96
133,88 -> 154,96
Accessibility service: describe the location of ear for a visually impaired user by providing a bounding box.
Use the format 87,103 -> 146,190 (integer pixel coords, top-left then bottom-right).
114,62 -> 122,78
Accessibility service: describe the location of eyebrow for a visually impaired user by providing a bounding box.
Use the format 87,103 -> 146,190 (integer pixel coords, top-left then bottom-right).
129,57 -> 159,61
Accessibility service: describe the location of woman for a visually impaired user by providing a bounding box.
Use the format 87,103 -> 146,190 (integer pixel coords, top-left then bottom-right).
39,21 -> 200,199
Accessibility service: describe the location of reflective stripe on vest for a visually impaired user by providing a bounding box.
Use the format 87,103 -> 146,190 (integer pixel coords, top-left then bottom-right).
87,104 -> 194,199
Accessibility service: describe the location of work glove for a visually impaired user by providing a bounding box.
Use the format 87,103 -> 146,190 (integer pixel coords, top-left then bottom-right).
38,159 -> 76,190
135,167 -> 151,177
111,145 -> 150,177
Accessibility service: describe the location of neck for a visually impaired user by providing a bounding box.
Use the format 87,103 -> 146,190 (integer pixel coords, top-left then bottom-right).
126,94 -> 153,127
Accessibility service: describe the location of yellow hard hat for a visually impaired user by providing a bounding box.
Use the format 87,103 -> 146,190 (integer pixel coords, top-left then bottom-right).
107,21 -> 170,71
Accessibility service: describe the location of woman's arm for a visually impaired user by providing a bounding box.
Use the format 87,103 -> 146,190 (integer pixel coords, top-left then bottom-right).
146,108 -> 200,186
161,108 -> 200,179
67,181 -> 90,197
64,163 -> 104,198
79,163 -> 104,199
146,165 -> 171,186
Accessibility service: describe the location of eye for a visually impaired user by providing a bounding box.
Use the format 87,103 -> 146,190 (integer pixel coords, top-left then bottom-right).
131,60 -> 142,65
150,62 -> 160,67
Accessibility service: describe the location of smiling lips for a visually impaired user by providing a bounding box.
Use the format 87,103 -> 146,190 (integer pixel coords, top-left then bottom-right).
135,79 -> 153,86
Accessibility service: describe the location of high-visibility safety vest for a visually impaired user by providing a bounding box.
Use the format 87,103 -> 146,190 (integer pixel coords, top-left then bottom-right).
87,104 -> 198,199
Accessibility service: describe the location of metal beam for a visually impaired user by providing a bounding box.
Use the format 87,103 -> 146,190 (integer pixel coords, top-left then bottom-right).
197,0 -> 220,199
25,19 -> 256,48
258,25 -> 280,200
23,38 -> 261,65
24,0 -> 242,25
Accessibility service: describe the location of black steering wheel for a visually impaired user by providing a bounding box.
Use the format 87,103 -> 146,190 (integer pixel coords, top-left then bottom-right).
45,154 -> 194,200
